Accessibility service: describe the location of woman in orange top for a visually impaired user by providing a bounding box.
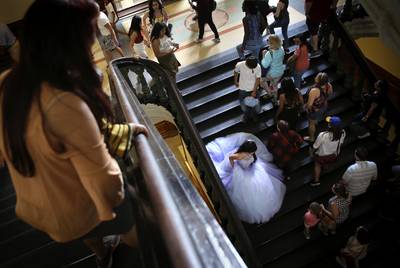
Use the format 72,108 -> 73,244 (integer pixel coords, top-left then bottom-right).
0,0 -> 147,267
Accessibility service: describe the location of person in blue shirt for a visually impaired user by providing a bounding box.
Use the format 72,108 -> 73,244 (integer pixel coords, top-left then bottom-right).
261,34 -> 285,105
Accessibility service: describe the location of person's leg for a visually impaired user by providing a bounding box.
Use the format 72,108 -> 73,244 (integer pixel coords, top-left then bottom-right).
281,18 -> 290,49
268,20 -> 278,34
206,14 -> 220,39
197,16 -> 206,40
311,34 -> 319,51
318,222 -> 329,235
308,119 -> 317,141
293,70 -> 303,89
236,44 -> 245,60
115,46 -> 124,57
314,161 -> 322,183
304,223 -> 311,239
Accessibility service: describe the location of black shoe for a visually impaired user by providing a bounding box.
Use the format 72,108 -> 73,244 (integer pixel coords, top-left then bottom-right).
309,180 -> 321,187
192,15 -> 198,21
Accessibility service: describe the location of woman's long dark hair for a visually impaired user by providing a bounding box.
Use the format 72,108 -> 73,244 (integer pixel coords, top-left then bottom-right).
236,140 -> 257,164
150,22 -> 170,40
1,0 -> 112,177
280,77 -> 299,106
333,182 -> 349,199
148,0 -> 164,24
128,15 -> 142,36
328,124 -> 343,141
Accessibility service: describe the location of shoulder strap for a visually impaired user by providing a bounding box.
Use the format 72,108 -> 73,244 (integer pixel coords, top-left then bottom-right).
335,130 -> 344,155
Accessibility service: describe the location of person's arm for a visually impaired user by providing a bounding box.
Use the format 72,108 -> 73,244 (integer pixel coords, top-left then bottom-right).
342,167 -> 352,183
322,203 -> 336,219
44,92 -> 126,221
241,17 -> 249,47
142,12 -> 151,41
105,23 -> 120,47
252,77 -> 260,97
313,132 -> 323,150
305,0 -> 312,17
261,50 -> 272,69
362,102 -> 378,122
274,1 -> 284,18
276,94 -> 285,118
229,153 -> 239,167
162,8 -> 169,22
234,71 -> 239,87
307,88 -> 317,111
252,66 -> 261,97
129,31 -> 137,48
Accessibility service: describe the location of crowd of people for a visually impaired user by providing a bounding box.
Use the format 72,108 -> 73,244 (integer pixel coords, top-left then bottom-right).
0,0 -> 399,268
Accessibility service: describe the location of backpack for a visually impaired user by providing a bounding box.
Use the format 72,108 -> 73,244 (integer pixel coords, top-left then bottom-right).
311,87 -> 327,111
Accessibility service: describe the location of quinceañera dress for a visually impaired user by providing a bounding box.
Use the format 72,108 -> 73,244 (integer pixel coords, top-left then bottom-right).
206,132 -> 286,223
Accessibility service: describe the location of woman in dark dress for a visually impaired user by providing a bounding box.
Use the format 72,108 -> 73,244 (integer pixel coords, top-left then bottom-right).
276,77 -> 304,130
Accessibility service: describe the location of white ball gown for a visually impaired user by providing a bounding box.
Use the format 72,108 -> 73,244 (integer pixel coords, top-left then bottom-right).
206,132 -> 286,224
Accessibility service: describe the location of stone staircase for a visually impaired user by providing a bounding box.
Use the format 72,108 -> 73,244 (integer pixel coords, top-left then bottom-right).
176,29 -> 399,267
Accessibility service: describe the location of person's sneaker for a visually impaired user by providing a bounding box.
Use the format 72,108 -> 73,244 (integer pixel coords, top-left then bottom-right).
303,136 -> 314,143
357,132 -> 371,139
303,229 -> 311,240
336,256 -> 347,268
309,180 -> 321,187
195,38 -> 203,43
96,235 -> 120,268
310,49 -> 323,58
213,37 -> 221,43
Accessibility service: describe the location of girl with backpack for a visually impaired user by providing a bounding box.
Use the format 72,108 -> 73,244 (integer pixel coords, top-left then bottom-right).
304,72 -> 333,142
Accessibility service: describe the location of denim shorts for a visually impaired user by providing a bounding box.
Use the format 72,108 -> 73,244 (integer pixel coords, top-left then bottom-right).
308,108 -> 325,121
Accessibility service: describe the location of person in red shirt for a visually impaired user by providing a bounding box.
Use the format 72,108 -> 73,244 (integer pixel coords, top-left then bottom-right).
267,120 -> 303,170
287,34 -> 309,89
304,0 -> 337,57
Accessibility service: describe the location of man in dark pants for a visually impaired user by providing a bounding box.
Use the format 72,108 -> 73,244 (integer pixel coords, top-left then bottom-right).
195,0 -> 220,43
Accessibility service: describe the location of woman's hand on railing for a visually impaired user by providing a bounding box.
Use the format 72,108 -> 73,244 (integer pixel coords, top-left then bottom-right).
130,123 -> 149,137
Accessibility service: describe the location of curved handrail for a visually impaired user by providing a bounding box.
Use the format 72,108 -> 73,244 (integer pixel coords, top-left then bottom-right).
109,57 -> 259,267
108,57 -> 248,268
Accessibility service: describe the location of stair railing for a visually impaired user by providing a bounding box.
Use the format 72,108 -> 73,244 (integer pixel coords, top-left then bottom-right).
108,58 -> 249,268
109,57 -> 260,267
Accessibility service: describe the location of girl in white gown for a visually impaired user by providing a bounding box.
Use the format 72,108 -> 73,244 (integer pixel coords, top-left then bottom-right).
206,132 -> 286,224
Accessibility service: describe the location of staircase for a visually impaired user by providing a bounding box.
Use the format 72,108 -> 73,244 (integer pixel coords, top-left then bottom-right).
176,27 -> 399,267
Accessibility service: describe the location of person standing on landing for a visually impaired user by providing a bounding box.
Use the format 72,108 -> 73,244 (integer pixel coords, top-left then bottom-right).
97,10 -> 124,62
237,0 -> 264,60
195,0 -> 220,43
269,0 -> 290,50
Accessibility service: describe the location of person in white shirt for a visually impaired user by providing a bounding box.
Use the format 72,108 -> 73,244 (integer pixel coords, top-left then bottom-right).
342,147 -> 377,197
97,11 -> 124,62
310,116 -> 346,186
234,56 -> 261,122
